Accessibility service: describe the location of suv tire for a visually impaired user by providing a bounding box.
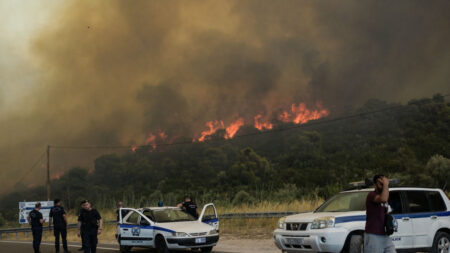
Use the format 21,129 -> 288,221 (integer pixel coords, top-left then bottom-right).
431,231 -> 450,253
349,234 -> 363,253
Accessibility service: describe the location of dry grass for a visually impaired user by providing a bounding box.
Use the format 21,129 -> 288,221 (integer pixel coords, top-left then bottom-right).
217,200 -> 322,239
3,199 -> 322,243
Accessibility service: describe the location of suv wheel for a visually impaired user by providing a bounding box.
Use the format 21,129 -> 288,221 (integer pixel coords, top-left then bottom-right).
349,234 -> 363,253
156,235 -> 170,253
432,231 -> 450,253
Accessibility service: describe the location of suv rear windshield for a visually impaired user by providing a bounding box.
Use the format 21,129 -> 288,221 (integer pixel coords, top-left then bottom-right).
315,191 -> 368,212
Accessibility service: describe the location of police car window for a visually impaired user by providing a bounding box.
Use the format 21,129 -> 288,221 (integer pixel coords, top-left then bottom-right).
315,191 -> 367,212
427,191 -> 446,212
143,210 -> 155,221
406,191 -> 431,213
125,211 -> 140,224
388,191 -> 403,214
202,206 -> 216,221
152,209 -> 196,223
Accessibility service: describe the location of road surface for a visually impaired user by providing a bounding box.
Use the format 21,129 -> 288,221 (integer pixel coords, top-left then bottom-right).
0,239 -> 279,253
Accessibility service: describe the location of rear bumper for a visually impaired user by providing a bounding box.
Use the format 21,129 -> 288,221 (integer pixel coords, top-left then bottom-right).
167,235 -> 219,249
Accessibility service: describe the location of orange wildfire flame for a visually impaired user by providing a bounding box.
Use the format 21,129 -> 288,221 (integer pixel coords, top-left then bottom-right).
198,120 -> 225,142
254,114 -> 273,130
225,118 -> 245,139
136,102 -> 329,147
279,103 -> 329,124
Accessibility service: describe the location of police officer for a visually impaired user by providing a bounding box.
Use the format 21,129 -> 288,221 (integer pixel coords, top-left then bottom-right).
179,196 -> 199,219
27,202 -> 44,253
77,200 -> 102,253
50,199 -> 70,253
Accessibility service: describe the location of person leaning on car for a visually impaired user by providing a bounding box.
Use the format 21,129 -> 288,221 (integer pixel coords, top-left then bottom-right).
178,195 -> 199,219
364,174 -> 396,253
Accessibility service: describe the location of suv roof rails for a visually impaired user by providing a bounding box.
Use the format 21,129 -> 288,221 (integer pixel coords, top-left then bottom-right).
346,178 -> 400,191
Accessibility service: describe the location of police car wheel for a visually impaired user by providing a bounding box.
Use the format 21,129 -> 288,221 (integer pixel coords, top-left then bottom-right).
431,231 -> 450,253
156,235 -> 170,253
200,246 -> 213,252
119,245 -> 132,252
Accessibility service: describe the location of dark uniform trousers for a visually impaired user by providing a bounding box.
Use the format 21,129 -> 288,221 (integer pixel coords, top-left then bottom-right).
82,229 -> 98,253
54,225 -> 68,251
32,227 -> 43,253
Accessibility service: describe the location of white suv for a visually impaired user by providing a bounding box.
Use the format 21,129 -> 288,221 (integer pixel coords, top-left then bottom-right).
273,187 -> 450,253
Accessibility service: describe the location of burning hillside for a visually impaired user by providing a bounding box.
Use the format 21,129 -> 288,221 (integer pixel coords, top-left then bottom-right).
139,102 -> 329,150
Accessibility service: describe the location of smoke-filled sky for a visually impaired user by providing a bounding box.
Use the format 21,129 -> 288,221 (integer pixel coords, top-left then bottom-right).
0,0 -> 449,193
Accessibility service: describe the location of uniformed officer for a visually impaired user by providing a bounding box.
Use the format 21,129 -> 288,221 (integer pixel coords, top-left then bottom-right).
50,199 -> 70,253
77,200 -> 103,253
180,196 -> 199,219
27,202 -> 44,253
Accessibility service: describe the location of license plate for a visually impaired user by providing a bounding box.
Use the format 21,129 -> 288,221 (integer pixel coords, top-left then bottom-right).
286,238 -> 303,245
195,237 -> 206,244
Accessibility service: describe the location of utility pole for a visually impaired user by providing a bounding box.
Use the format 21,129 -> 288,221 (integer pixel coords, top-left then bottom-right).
46,145 -> 51,200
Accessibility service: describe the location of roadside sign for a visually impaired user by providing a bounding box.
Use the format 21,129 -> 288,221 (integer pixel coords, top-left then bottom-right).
19,201 -> 54,224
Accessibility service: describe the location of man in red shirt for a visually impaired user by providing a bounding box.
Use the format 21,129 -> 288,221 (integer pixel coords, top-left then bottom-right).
364,174 -> 396,253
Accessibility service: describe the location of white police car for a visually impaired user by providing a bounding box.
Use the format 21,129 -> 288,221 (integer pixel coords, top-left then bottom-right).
273,187 -> 450,253
117,203 -> 219,252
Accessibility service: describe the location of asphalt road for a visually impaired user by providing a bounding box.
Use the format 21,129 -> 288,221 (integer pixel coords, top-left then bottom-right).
0,239 -> 279,253
0,240 -> 119,253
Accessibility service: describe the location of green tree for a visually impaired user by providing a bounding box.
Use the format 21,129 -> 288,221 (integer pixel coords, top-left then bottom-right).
425,154 -> 450,189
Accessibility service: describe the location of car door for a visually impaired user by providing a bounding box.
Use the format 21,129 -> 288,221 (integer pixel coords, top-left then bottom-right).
389,190 -> 414,249
199,203 -> 219,230
404,190 -> 433,248
118,208 -> 154,247
425,191 -> 447,247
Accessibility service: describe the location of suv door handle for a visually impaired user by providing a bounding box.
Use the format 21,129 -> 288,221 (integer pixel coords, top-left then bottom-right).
430,216 -> 438,220
402,217 -> 410,221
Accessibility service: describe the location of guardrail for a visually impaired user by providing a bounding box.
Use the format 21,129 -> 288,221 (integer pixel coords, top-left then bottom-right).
0,212 -> 300,239
0,220 -> 117,239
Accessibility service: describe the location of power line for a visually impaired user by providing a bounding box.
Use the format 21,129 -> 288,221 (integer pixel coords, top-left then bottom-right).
16,150 -> 47,183
49,94 -> 450,150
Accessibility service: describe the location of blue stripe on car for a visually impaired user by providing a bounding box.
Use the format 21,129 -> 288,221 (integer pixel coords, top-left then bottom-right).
119,224 -> 175,233
203,218 -> 219,223
335,211 -> 450,224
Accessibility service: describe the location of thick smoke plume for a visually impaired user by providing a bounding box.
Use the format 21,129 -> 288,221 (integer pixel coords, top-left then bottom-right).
0,0 -> 449,193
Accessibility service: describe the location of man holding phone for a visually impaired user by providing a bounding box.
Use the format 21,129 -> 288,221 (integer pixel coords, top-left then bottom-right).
364,174 -> 396,253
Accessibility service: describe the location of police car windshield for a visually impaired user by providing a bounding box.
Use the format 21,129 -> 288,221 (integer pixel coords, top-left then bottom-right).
315,191 -> 367,212
150,209 -> 196,223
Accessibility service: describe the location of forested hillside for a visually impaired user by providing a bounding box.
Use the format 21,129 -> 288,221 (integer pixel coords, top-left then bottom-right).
1,95 -> 449,221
